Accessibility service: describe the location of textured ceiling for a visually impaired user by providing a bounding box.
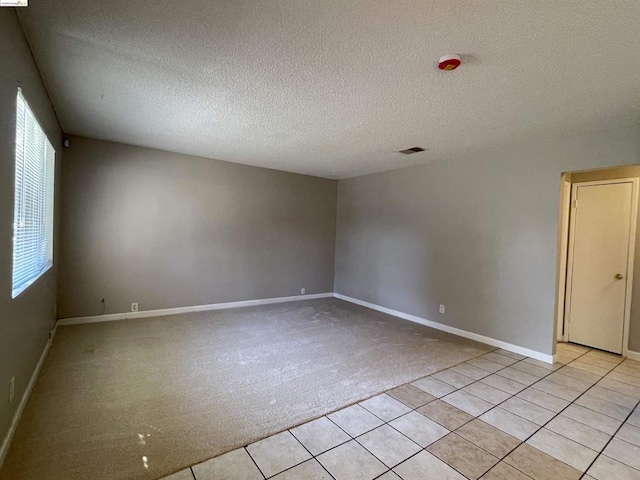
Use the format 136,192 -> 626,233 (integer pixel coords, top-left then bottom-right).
18,1 -> 640,178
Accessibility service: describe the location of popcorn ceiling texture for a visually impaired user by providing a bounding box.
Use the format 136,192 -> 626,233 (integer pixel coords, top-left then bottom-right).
17,0 -> 640,178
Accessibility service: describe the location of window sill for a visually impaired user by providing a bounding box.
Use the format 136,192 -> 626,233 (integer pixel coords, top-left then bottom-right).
12,262 -> 53,299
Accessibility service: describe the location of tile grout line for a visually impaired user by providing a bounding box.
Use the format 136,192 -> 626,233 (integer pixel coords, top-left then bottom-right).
358,351 -> 529,478
360,384 -> 486,478
243,446 -> 267,480
470,347 -> 598,479
415,346 -> 606,477
286,431 -> 338,480
481,351 -> 629,429
182,348 -> 537,480
527,371 -> 634,450
457,352 -> 579,477
403,350 -> 544,479
320,410 -> 400,478
185,345 -> 637,480
192,347 -> 500,480
577,398 -> 640,479
284,431 -> 338,480
424,350 -> 591,477
254,345 -> 505,479
205,347 -> 602,480
323,408 -> 405,478
323,392 -> 471,478
245,422 -> 369,480
399,347 -> 635,478
487,347 -> 640,478
354,349 -> 574,479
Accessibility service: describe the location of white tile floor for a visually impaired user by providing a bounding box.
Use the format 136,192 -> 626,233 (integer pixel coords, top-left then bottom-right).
163,343 -> 640,480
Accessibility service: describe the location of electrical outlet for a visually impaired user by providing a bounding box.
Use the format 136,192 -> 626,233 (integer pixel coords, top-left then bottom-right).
9,377 -> 15,404
131,302 -> 138,312
439,304 -> 446,314
301,288 -> 306,295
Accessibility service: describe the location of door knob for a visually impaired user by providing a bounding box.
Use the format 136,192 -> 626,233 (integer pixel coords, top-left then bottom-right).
615,274 -> 624,280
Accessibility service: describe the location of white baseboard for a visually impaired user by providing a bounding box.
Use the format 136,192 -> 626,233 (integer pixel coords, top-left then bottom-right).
49,320 -> 58,344
0,338 -> 51,468
58,293 -> 334,326
0,291 -> 566,468
334,293 -> 555,364
625,350 -> 640,361
58,290 -> 556,361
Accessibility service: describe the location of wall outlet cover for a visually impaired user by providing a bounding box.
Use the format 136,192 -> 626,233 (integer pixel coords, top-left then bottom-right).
439,304 -> 446,314
301,288 -> 306,295
131,302 -> 139,312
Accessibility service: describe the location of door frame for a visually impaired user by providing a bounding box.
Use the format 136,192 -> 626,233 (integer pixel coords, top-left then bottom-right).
558,177 -> 638,356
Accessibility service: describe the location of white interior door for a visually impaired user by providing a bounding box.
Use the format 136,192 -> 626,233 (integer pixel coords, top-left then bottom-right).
567,182 -> 633,354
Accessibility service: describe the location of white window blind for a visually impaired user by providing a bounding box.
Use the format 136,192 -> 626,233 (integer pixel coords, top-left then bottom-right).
12,88 -> 55,298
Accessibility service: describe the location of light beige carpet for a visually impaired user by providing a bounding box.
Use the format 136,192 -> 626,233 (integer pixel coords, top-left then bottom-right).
1,298 -> 492,480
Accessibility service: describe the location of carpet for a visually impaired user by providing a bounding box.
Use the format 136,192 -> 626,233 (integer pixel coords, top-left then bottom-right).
0,298 -> 492,480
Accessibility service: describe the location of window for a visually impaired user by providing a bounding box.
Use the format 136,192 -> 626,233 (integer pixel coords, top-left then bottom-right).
12,88 -> 55,298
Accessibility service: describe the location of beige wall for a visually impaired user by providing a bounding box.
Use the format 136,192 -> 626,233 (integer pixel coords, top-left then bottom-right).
566,166 -> 640,351
58,136 -> 337,318
335,126 -> 640,356
0,10 -> 62,452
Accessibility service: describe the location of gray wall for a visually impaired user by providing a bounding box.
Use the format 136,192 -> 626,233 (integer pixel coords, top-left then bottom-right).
569,166 -> 640,351
335,126 -> 640,355
0,10 -> 61,450
58,136 -> 337,318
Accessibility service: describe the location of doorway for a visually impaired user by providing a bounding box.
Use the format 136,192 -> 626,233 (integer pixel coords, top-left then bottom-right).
556,171 -> 639,356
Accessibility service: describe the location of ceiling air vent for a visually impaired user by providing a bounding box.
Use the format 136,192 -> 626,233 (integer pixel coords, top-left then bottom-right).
398,147 -> 426,154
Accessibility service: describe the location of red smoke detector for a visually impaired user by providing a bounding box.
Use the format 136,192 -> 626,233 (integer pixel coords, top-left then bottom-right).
438,54 -> 462,71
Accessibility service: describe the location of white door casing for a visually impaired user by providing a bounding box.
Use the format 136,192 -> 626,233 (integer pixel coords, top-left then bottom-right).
565,179 -> 637,354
